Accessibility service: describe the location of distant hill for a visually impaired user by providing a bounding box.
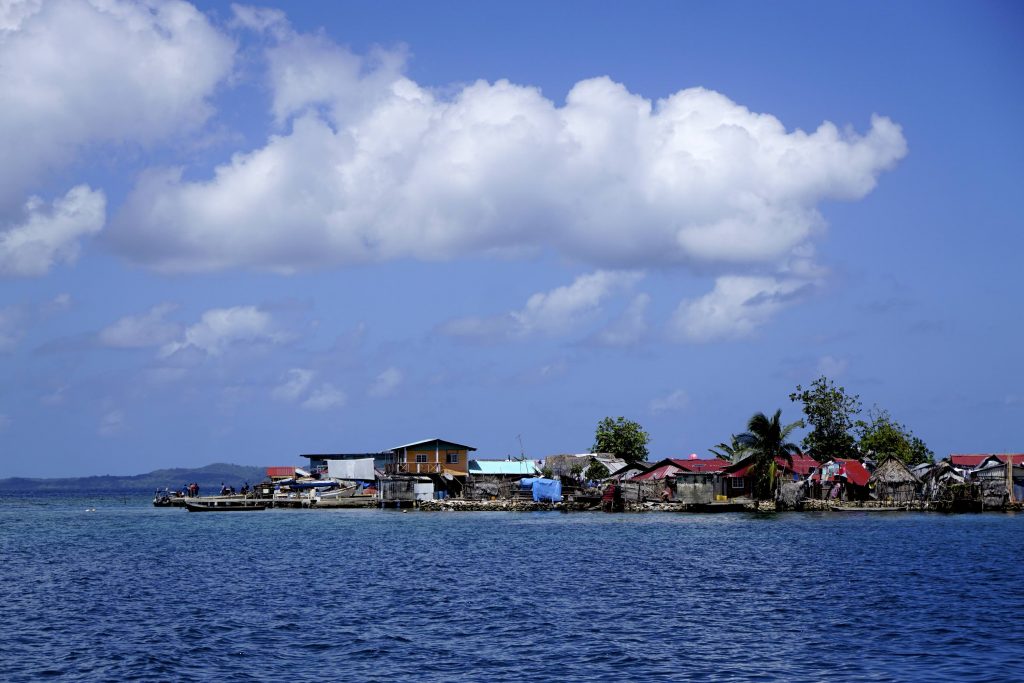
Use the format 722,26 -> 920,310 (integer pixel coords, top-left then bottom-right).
0,463 -> 269,494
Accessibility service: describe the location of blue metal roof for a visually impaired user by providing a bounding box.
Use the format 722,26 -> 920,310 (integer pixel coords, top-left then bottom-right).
468,459 -> 539,475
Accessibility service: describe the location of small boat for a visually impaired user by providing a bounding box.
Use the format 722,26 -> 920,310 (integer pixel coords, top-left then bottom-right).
185,501 -> 267,512
830,505 -> 910,512
317,483 -> 360,500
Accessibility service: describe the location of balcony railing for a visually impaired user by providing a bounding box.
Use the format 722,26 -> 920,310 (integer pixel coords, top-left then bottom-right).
385,463 -> 444,475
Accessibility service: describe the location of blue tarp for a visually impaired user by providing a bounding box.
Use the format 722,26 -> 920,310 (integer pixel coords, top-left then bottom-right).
529,478 -> 562,503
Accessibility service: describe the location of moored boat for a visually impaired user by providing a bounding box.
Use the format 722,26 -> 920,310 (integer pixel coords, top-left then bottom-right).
830,504 -> 910,512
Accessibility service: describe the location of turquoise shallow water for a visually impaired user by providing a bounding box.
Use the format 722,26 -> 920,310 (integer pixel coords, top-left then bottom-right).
1,493 -> 1022,682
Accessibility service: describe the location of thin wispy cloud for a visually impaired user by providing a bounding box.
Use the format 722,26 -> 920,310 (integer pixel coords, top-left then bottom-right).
592,293 -> 650,348
368,367 -> 403,398
301,384 -> 346,411
272,368 -> 314,402
444,270 -> 643,342
99,304 -> 181,349
670,276 -> 814,342
650,389 -> 691,415
160,306 -> 287,358
98,409 -> 125,437
0,305 -> 21,352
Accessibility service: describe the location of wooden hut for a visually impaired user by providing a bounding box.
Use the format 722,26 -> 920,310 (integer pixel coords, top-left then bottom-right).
868,457 -> 920,503
971,461 -> 1024,508
918,460 -> 964,500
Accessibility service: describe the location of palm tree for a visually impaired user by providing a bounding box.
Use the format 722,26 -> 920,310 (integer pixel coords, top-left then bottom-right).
738,410 -> 802,504
709,435 -> 750,463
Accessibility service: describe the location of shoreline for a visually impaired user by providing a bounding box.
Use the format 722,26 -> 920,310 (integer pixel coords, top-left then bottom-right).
414,498 -> 1024,514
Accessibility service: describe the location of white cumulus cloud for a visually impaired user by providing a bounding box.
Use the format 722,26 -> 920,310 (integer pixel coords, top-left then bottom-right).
98,303 -> 180,349
0,0 -> 235,213
160,306 -> 284,357
670,275 -> 812,342
0,186 -> 105,277
109,16 -> 906,274
444,270 -> 642,341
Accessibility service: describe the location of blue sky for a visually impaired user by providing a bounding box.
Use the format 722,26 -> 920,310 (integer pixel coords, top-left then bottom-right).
1,0 -> 1021,477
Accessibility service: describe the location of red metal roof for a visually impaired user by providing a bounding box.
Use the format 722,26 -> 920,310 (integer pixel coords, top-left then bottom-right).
811,459 -> 870,487
631,458 -> 729,480
669,458 -> 729,473
633,464 -> 682,481
949,454 -> 1024,467
726,453 -> 818,478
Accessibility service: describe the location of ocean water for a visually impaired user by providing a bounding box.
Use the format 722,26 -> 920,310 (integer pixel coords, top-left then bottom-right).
1,494 -> 1022,682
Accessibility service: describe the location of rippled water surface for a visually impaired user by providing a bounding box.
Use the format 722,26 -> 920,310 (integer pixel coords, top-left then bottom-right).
1,494 -> 1022,682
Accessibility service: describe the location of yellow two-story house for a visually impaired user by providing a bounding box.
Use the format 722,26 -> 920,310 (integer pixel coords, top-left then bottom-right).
386,438 -> 475,475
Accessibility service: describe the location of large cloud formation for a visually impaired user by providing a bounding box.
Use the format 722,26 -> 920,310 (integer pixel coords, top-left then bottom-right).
0,0 -> 234,214
110,11 -> 907,275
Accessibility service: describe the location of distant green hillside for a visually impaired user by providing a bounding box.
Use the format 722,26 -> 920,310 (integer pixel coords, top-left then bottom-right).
0,463 -> 269,493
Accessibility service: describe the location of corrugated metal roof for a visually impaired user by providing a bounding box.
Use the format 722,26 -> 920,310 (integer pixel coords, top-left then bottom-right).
726,453 -> 819,477
390,438 -> 477,452
468,459 -> 539,475
632,464 -> 679,480
669,458 -> 729,473
949,454 -> 1024,468
631,458 -> 728,480
811,459 -> 870,487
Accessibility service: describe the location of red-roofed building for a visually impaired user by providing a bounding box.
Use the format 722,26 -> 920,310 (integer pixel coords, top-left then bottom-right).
721,453 -> 819,498
948,454 -> 1024,470
810,458 -> 871,501
675,457 -> 730,474
631,457 -> 729,480
811,459 -> 870,487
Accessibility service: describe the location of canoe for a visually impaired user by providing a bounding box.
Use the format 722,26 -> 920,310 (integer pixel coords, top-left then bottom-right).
185,501 -> 267,512
830,505 -> 910,512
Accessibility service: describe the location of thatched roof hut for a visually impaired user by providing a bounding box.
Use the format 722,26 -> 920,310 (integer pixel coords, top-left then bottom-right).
868,457 -> 921,503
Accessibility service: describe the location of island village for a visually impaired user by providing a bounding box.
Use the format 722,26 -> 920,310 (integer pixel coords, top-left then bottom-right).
157,434 -> 1024,514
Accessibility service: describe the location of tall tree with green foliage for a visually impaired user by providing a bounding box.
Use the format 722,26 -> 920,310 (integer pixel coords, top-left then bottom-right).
738,410 -> 802,503
592,416 -> 650,464
709,435 -> 750,463
855,407 -> 934,466
789,376 -> 861,459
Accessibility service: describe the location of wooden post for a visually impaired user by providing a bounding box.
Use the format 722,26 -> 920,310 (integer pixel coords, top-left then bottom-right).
1008,456 -> 1015,504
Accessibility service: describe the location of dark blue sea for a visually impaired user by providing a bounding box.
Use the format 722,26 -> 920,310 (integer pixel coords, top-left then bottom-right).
2,494 -> 1022,682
